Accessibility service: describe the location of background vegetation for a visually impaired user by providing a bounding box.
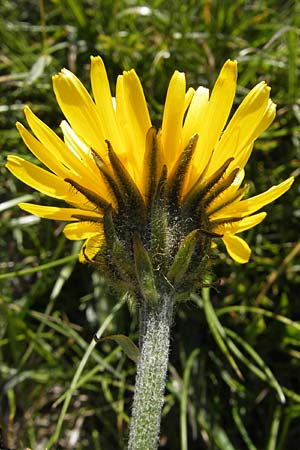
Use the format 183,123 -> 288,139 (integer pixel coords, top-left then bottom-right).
1,0 -> 300,449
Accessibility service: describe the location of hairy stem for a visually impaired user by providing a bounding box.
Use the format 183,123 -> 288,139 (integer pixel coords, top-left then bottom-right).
128,294 -> 173,450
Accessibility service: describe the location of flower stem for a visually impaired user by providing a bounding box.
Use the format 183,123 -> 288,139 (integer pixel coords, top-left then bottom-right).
128,294 -> 173,450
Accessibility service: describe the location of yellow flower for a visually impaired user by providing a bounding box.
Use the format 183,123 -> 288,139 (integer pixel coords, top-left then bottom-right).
6,57 -> 293,270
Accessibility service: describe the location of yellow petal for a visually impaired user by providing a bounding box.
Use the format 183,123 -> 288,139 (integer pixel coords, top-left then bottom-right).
6,156 -> 69,199
63,221 -> 102,240
211,177 -> 294,220
122,69 -> 151,140
17,122 -> 67,178
233,212 -> 266,232
19,203 -> 103,221
161,70 -> 186,169
79,233 -> 104,263
6,156 -> 94,209
212,212 -> 267,235
24,106 -> 90,178
188,59 -> 238,185
23,109 -> 113,201
90,55 -> 122,151
222,234 -> 251,263
230,143 -> 253,176
60,120 -> 115,204
220,82 -> 270,142
243,99 -> 276,151
116,69 -> 152,188
209,82 -> 273,175
184,87 -> 195,111
182,86 -> 209,149
115,75 -> 137,178
60,120 -> 90,160
206,168 -> 246,215
52,68 -> 106,156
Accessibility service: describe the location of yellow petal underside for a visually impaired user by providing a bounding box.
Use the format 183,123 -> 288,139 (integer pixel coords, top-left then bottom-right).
63,221 -> 103,240
24,106 -> 88,178
222,234 -> 251,264
60,121 -> 115,205
212,212 -> 267,235
182,86 -> 209,150
52,68 -> 106,157
63,222 -> 104,262
206,168 -> 246,215
121,69 -> 152,142
61,120 -> 92,162
19,202 -> 103,221
6,156 -> 73,200
188,60 -> 238,186
248,99 -> 276,147
79,233 -> 104,263
17,122 -> 67,179
6,156 -> 95,210
115,75 -> 138,181
115,69 -> 152,189
184,87 -> 195,111
19,118 -> 108,199
211,177 -> 294,220
90,56 -> 123,152
161,70 -> 186,169
208,82 -> 275,175
20,108 -> 114,203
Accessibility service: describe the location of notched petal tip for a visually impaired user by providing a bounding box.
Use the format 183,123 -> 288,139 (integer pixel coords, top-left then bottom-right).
52,68 -> 75,88
90,55 -> 103,64
51,73 -> 59,83
224,58 -> 238,67
6,154 -> 20,165
221,59 -> 238,81
167,69 -> 186,91
122,68 -> 138,78
173,69 -> 185,78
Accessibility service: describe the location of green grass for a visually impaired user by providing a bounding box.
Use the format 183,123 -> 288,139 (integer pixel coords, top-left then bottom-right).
1,0 -> 300,449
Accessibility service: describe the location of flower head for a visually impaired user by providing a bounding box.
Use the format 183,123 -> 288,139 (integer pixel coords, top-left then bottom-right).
6,57 -> 293,299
